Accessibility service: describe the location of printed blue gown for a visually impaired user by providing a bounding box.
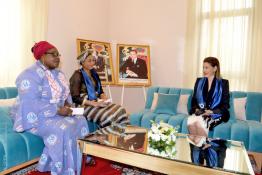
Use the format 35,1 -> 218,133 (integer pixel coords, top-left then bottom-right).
11,61 -> 89,175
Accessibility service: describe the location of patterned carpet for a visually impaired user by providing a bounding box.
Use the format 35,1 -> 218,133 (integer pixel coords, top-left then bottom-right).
19,157 -> 163,175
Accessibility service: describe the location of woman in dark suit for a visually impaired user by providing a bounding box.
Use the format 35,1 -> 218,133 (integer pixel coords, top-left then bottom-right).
187,57 -> 230,146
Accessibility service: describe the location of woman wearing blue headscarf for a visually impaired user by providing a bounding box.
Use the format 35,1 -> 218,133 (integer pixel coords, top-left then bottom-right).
187,57 -> 230,146
70,50 -> 129,130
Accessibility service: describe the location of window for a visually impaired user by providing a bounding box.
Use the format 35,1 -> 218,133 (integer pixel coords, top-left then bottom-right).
198,0 -> 253,90
0,1 -> 22,87
0,0 -> 48,87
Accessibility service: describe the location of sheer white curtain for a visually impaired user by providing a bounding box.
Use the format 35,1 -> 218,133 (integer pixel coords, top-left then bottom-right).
183,0 -> 262,91
0,0 -> 48,87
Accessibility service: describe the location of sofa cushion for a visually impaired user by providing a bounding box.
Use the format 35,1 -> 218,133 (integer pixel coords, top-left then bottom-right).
154,113 -> 172,123
18,132 -> 44,160
140,111 -> 158,129
168,88 -> 181,95
0,107 -> 13,133
168,114 -> 187,133
246,92 -> 262,122
0,131 -> 44,171
230,92 -> 247,121
130,109 -> 150,127
154,93 -> 179,115
0,87 -> 18,99
212,121 -> 234,140
231,120 -> 249,149
0,142 -> 5,171
247,121 -> 262,152
145,87 -> 181,109
233,97 -> 247,121
0,133 -> 28,169
145,87 -> 159,109
0,88 -> 7,99
150,93 -> 159,110
177,94 -> 190,115
181,117 -> 189,134
4,87 -> 18,99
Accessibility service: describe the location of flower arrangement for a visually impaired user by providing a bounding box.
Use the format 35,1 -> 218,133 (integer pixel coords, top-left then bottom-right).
148,121 -> 178,159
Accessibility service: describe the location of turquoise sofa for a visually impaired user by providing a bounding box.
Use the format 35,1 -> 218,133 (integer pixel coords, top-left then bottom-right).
130,86 -> 262,153
0,87 -> 44,173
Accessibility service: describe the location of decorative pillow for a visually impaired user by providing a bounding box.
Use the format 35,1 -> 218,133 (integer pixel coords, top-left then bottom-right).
177,94 -> 190,115
150,93 -> 159,110
0,98 -> 16,107
233,97 -> 247,120
154,93 -> 179,115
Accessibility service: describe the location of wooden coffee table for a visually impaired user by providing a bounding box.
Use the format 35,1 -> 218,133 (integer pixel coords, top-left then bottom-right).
78,125 -> 254,175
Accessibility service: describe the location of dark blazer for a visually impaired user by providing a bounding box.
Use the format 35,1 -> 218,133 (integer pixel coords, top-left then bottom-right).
120,58 -> 148,79
69,69 -> 104,106
190,77 -> 230,122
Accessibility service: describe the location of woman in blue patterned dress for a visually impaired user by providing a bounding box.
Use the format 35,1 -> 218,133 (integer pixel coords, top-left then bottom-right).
11,41 -> 89,175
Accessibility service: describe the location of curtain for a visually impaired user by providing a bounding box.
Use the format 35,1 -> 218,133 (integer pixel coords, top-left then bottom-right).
183,0 -> 262,91
0,0 -> 48,87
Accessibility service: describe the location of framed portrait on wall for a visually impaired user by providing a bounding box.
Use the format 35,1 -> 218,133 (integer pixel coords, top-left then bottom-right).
116,44 -> 151,86
76,39 -> 115,85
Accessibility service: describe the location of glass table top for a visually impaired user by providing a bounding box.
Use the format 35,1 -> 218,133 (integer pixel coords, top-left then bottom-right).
80,125 -> 253,175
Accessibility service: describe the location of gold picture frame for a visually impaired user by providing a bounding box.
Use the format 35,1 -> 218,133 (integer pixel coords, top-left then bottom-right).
116,44 -> 151,86
76,39 -> 115,85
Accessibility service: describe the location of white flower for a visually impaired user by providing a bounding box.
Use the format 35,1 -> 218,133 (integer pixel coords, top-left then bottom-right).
160,126 -> 169,133
148,147 -> 160,156
148,121 -> 178,159
148,131 -> 153,138
160,151 -> 167,157
160,134 -> 168,141
172,147 -> 176,153
151,125 -> 159,134
151,133 -> 160,142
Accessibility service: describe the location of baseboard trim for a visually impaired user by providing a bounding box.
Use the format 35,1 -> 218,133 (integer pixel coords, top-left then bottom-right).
0,158 -> 39,175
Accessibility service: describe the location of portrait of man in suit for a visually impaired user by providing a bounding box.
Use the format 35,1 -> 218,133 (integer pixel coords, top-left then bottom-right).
120,49 -> 148,79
